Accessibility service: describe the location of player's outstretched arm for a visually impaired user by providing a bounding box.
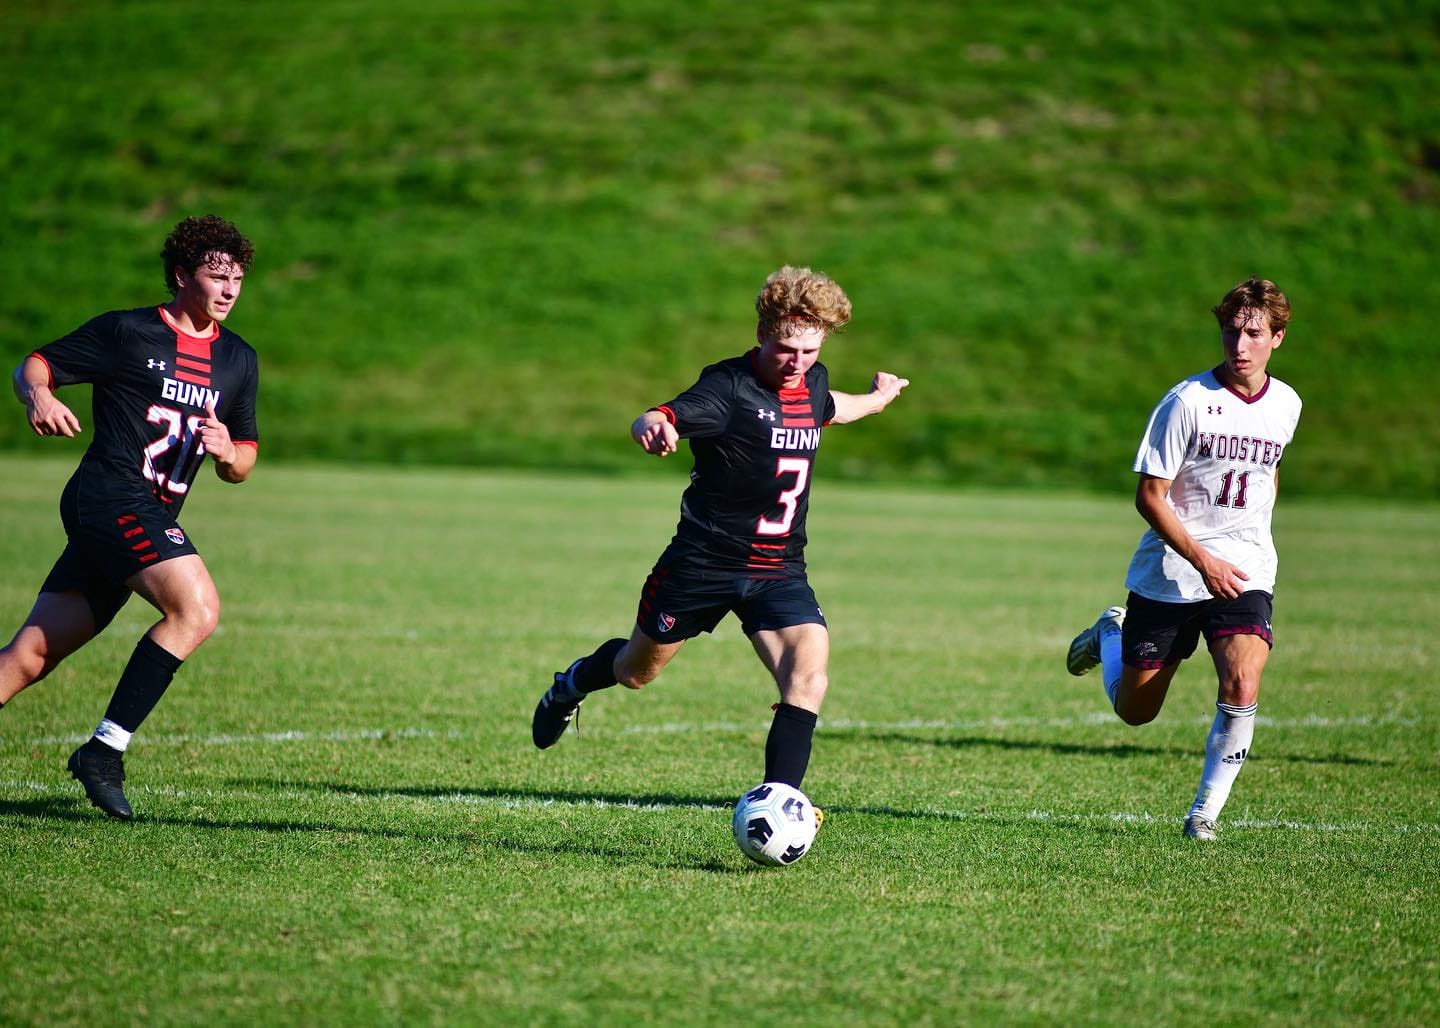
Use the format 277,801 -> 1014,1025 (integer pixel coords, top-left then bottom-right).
1134,475 -> 1249,599
829,371 -> 910,426
13,356 -> 82,437
201,402 -> 256,483
632,410 -> 680,457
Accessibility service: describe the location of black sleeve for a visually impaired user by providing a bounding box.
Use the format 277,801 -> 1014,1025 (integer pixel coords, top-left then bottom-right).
32,311 -> 120,386
658,364 -> 734,439
226,353 -> 260,444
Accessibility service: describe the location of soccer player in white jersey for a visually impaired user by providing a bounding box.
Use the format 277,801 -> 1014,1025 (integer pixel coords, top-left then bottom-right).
1065,277 -> 1302,841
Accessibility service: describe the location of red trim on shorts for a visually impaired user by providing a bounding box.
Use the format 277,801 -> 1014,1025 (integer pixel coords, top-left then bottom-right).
1126,658 -> 1180,670
131,539 -> 153,551
116,514 -> 138,525
139,552 -> 160,564
122,526 -> 144,539
1209,624 -> 1274,645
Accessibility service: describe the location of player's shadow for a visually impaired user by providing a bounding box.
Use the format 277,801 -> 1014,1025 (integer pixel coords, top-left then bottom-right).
296,779 -> 737,811
833,731 -> 1393,767
0,791 -> 737,873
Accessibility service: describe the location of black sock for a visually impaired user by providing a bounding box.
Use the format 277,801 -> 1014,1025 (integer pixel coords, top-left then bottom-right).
103,636 -> 184,733
764,703 -> 818,788
574,638 -> 627,695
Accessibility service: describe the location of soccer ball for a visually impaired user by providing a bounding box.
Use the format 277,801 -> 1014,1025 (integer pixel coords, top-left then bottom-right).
732,782 -> 818,866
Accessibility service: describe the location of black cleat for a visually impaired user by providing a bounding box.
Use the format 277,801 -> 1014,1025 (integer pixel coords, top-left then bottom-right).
68,741 -> 133,820
532,661 -> 584,749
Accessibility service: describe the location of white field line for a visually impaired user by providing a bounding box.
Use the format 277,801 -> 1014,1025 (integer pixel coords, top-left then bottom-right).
0,710 -> 1423,751
3,777 -> 1437,835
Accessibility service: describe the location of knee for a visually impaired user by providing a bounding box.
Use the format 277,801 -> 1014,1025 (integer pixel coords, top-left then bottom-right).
1116,705 -> 1159,727
616,664 -> 660,690
172,595 -> 221,646
783,669 -> 828,709
0,640 -> 52,686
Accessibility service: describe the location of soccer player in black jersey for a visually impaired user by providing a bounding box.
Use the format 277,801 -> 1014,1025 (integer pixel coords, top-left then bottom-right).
532,266 -> 908,800
1,215 -> 260,819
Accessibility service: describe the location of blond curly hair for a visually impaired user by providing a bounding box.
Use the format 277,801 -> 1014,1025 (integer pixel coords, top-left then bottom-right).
755,266 -> 852,338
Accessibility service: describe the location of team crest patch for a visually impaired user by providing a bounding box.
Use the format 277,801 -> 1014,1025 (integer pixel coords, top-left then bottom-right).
658,612 -> 677,632
165,528 -> 186,546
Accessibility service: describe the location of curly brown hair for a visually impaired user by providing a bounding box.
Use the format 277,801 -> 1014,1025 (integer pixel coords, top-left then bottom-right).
755,266 -> 852,338
161,215 -> 255,295
1212,277 -> 1290,333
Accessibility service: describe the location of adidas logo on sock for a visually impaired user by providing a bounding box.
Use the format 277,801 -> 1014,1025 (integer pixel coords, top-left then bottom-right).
1221,747 -> 1249,765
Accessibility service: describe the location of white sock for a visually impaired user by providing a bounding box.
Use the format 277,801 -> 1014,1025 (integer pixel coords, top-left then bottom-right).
93,718 -> 132,752
1188,701 -> 1256,822
1099,625 -> 1124,709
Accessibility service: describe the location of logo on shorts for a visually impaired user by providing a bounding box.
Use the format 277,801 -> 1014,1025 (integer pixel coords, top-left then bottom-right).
165,528 -> 186,546
757,408 -> 776,421
658,612 -> 676,632
1138,641 -> 1159,657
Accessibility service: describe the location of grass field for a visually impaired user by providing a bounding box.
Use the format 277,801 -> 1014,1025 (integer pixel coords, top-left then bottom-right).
0,455 -> 1436,1024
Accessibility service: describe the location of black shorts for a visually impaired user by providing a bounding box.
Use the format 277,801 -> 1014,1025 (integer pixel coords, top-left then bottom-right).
1121,590 -> 1273,670
40,478 -> 199,632
634,546 -> 827,643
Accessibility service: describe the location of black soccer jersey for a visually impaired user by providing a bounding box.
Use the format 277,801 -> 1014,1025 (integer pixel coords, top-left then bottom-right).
31,306 -> 260,516
654,350 -> 836,574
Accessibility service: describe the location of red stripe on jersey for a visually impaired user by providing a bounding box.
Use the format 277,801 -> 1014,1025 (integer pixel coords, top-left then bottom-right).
176,355 -> 211,372
175,370 -> 212,386
782,418 -> 816,427
175,337 -> 213,360
777,386 -> 809,402
780,404 -> 810,413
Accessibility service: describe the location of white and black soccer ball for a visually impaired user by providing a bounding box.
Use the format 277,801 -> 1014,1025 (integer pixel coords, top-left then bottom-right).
732,782 -> 818,866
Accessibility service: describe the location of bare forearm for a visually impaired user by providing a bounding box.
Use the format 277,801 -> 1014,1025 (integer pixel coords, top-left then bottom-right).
213,442 -> 257,483
13,357 -> 49,405
829,390 -> 882,425
1136,488 -> 1205,566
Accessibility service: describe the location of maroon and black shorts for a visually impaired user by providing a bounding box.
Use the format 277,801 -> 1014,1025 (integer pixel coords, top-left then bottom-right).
1121,590 -> 1273,670
634,545 -> 826,643
40,479 -> 199,632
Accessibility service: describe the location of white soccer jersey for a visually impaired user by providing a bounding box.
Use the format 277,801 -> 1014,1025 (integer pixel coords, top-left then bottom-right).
1125,368 -> 1302,602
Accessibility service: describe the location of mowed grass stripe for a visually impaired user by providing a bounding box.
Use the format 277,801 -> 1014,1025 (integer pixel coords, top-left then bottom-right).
7,778 -> 1438,837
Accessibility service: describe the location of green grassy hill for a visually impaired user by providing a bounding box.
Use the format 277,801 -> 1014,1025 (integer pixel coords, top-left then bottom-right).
1,0 -> 1436,496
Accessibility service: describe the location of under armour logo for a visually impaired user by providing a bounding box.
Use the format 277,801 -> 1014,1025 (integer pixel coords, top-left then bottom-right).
147,359 -> 167,370
757,409 -> 776,421
1208,405 -> 1223,415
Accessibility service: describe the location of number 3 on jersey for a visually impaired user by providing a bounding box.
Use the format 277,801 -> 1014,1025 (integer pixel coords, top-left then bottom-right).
757,457 -> 811,536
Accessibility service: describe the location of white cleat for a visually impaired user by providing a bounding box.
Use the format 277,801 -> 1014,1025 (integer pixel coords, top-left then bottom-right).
1066,605 -> 1126,676
1183,814 -> 1218,842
